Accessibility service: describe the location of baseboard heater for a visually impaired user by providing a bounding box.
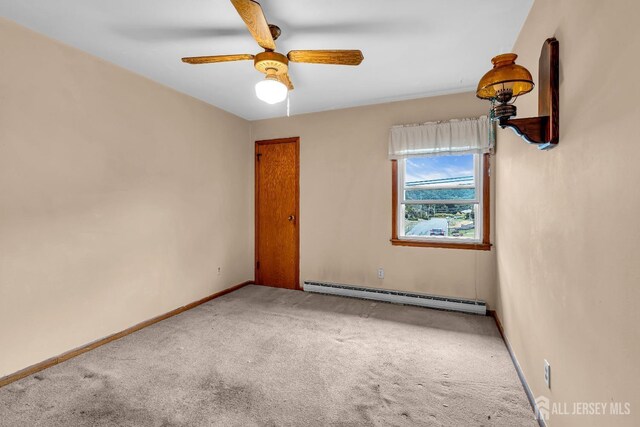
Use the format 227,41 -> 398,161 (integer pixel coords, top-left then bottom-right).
303,281 -> 486,315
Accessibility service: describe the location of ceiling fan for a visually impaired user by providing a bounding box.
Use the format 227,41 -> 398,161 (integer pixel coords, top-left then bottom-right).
181,0 -> 364,104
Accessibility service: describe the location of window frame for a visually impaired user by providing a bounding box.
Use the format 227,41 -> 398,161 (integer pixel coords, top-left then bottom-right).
390,153 -> 492,250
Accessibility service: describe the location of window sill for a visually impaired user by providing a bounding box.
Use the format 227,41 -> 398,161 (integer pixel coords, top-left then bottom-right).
390,238 -> 492,251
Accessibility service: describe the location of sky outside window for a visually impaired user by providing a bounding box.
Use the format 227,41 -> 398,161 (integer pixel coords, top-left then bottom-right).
404,154 -> 474,184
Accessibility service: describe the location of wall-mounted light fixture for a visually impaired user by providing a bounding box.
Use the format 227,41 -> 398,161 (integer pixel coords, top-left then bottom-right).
476,38 -> 559,150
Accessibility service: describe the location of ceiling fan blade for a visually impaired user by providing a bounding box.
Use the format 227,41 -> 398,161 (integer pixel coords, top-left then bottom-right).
230,0 -> 276,51
181,54 -> 254,64
277,73 -> 294,91
287,50 -> 364,66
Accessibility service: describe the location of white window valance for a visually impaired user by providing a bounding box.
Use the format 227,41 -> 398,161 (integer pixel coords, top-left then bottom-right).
388,116 -> 494,159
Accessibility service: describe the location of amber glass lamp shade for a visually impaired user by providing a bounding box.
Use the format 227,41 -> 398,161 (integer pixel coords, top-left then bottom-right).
476,53 -> 534,101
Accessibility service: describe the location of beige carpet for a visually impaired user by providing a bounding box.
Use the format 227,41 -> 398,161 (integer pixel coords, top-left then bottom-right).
0,285 -> 537,426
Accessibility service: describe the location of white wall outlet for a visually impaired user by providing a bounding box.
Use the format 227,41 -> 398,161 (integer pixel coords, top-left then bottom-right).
377,268 -> 384,279
217,267 -> 221,276
544,359 -> 551,388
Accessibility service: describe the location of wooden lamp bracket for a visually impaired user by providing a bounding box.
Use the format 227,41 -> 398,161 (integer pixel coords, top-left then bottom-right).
499,38 -> 559,150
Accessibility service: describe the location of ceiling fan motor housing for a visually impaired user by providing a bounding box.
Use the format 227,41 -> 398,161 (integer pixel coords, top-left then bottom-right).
254,51 -> 289,75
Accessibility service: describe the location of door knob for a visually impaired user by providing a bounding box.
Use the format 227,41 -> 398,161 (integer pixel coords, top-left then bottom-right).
288,215 -> 295,222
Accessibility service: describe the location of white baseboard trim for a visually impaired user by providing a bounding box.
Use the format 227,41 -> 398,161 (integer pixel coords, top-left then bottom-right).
491,311 -> 547,427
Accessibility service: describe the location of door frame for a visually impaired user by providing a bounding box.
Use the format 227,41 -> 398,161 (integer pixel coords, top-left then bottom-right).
254,137 -> 300,290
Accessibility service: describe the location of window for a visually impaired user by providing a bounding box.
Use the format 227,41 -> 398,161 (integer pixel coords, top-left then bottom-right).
391,153 -> 491,250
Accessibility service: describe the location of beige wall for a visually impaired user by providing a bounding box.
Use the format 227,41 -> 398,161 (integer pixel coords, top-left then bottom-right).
7,4 -> 638,424
0,18 -> 253,377
495,0 -> 640,426
252,93 -> 497,305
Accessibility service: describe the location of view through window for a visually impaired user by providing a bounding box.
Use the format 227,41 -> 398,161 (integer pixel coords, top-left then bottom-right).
398,154 -> 482,241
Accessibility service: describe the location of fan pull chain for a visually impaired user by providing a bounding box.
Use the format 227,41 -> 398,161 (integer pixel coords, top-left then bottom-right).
287,93 -> 290,117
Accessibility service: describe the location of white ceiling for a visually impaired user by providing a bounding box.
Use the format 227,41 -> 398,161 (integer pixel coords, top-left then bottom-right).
1,0 -> 533,120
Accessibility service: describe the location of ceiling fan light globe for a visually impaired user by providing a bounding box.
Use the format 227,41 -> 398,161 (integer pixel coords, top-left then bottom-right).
255,78 -> 288,104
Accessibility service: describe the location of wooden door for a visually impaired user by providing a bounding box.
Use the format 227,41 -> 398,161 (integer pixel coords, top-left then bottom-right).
255,137 -> 300,289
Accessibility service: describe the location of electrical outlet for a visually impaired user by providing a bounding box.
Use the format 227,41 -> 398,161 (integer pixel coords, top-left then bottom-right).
217,267 -> 221,276
377,268 -> 384,279
544,359 -> 551,388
